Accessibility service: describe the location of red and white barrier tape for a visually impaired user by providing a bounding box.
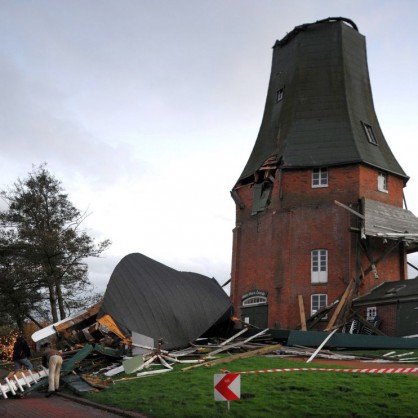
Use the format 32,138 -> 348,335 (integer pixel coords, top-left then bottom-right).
221,367 -> 418,374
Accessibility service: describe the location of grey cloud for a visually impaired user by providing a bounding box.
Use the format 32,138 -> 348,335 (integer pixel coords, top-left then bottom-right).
0,58 -> 149,189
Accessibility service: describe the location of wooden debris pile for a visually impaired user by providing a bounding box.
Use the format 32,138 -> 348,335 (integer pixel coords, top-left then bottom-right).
94,324 -> 418,378
4,314 -> 418,399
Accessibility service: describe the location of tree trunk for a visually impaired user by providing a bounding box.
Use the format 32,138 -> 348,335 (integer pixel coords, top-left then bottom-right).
26,314 -> 44,329
15,315 -> 24,333
48,280 -> 59,323
56,280 -> 66,320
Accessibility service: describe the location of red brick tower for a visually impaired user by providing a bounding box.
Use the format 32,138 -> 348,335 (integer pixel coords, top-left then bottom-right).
230,18 -> 416,331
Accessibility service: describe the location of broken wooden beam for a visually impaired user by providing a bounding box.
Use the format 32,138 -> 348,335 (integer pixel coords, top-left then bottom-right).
306,329 -> 338,363
219,327 -> 249,346
54,301 -> 102,333
182,343 -> 282,371
298,295 -> 307,331
334,200 -> 365,219
325,279 -> 355,331
207,328 -> 269,357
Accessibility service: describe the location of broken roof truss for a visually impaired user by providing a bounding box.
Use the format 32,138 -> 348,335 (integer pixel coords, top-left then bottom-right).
319,198 -> 418,331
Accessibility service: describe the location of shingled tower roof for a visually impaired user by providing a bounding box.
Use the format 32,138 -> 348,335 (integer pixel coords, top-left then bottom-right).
238,17 -> 407,184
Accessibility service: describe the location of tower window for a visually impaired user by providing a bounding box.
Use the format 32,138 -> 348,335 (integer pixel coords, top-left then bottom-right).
312,168 -> 328,188
378,172 -> 388,192
362,122 -> 378,145
311,294 -> 328,317
276,88 -> 284,102
311,249 -> 328,283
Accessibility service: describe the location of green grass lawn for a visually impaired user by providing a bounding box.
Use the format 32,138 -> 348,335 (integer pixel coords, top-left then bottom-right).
86,356 -> 418,417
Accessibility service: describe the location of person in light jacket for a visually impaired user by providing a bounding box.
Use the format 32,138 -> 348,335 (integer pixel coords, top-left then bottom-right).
41,342 -> 63,397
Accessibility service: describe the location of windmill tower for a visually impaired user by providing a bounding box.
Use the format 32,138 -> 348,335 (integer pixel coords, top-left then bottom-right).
230,18 -> 418,331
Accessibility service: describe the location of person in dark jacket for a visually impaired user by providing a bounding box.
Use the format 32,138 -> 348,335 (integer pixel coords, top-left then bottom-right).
41,342 -> 63,397
12,335 -> 33,372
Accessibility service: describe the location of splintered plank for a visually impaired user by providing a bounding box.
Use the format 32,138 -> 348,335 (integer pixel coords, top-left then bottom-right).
306,329 -> 338,363
182,344 -> 282,371
298,295 -> 307,331
325,279 -> 355,331
208,328 -> 269,357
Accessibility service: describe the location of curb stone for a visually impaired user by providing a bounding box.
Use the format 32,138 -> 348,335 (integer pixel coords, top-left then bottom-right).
56,391 -> 149,418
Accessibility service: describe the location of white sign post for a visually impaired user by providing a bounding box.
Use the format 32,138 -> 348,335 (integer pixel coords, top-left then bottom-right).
214,373 -> 241,412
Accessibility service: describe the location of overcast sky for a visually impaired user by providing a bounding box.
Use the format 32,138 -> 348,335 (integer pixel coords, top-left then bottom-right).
2,0 -> 418,294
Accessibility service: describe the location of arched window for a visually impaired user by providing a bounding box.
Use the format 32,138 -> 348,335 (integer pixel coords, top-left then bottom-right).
242,296 -> 267,306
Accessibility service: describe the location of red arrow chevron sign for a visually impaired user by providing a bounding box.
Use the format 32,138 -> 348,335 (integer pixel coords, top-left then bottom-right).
214,373 -> 241,401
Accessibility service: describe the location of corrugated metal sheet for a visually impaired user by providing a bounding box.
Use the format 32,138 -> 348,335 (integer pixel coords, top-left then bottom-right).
98,253 -> 232,350
237,18 -> 406,184
363,198 -> 418,242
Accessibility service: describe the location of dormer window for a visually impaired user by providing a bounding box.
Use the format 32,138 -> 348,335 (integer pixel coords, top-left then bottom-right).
378,171 -> 388,193
362,122 -> 378,145
276,88 -> 284,102
312,168 -> 328,188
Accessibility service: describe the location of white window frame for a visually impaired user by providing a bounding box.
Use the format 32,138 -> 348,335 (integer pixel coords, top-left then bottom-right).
312,168 -> 328,188
311,294 -> 328,317
311,249 -> 328,283
366,307 -> 377,321
378,171 -> 388,193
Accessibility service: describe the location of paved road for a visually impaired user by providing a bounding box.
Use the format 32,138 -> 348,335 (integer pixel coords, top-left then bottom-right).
0,391 -> 146,418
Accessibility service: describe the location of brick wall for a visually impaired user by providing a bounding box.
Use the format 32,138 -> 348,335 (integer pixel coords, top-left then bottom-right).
359,165 -> 404,207
231,163 -> 406,330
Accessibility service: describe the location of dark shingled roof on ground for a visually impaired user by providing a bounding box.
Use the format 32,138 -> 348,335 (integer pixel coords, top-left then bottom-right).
237,17 -> 407,184
98,253 -> 233,350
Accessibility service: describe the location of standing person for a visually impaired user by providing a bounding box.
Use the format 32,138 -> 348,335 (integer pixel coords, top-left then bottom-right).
12,334 -> 33,372
41,342 -> 63,397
